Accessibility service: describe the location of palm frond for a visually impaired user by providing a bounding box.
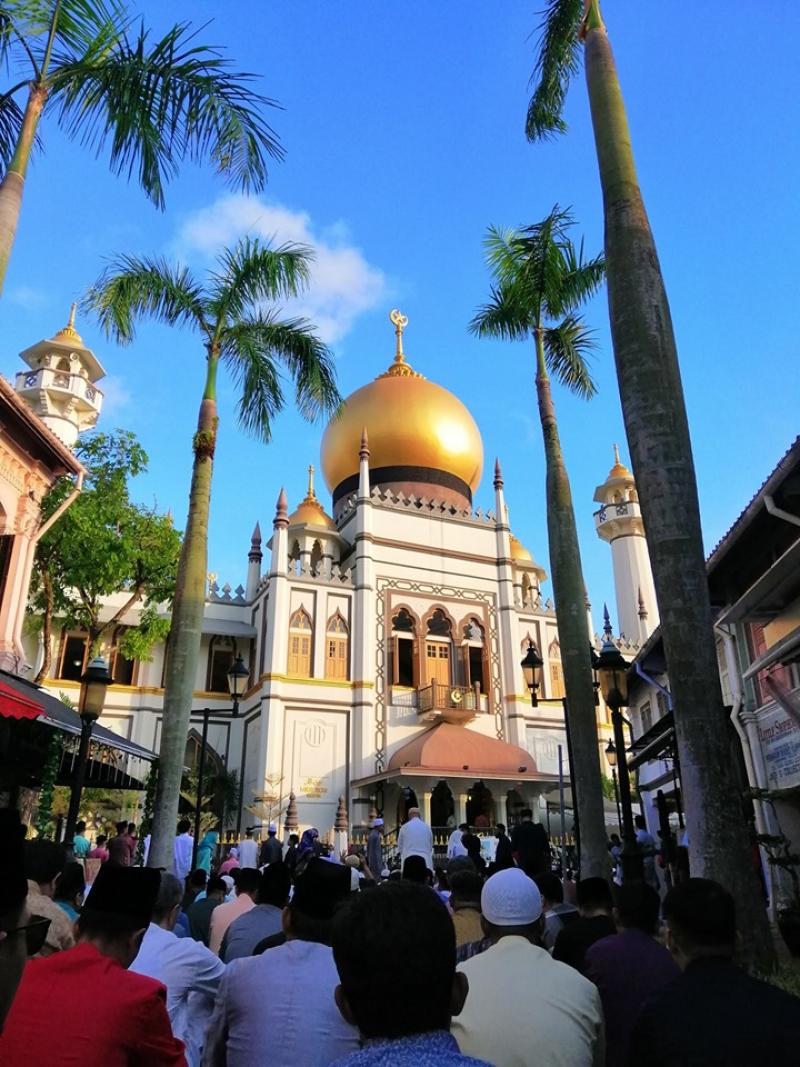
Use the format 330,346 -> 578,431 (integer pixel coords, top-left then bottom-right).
209,238 -> 313,323
543,314 -> 597,398
85,254 -> 207,343
221,313 -> 340,440
469,284 -> 535,341
526,0 -> 583,141
49,20 -> 282,209
0,94 -> 26,169
555,240 -> 605,315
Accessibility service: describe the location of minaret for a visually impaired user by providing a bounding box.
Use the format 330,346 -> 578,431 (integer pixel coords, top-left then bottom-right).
494,459 -> 524,746
352,427 -> 377,783
246,521 -> 262,599
15,305 -> 105,446
593,445 -> 658,644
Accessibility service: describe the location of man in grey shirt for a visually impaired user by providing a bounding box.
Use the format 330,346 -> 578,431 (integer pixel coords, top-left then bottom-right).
221,864 -> 290,962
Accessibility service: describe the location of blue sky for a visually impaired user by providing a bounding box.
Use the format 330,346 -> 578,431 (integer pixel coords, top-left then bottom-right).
3,2 -> 798,627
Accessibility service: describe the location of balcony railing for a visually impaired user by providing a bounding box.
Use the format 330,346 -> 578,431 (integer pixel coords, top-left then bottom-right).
418,681 -> 483,723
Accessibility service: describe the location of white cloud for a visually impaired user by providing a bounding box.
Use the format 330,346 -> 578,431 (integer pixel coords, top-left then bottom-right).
174,195 -> 386,344
100,375 -> 131,418
6,285 -> 47,311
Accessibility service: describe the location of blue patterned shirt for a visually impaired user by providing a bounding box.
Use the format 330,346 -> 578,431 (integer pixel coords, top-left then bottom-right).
330,1030 -> 491,1067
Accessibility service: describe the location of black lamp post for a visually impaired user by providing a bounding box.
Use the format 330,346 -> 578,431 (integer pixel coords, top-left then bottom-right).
64,656 -> 113,854
596,612 -> 642,882
192,654 -> 249,869
520,642 -> 544,707
605,740 -> 623,831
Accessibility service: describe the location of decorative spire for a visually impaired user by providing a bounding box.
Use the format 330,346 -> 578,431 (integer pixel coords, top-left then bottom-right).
303,464 -> 317,502
274,487 -> 288,527
493,457 -> 504,490
602,603 -> 614,641
249,520 -> 262,561
378,309 -> 423,379
609,442 -> 632,479
284,791 -> 299,831
637,586 -> 648,618
335,794 -> 349,832
359,426 -> 370,460
251,521 -> 262,545
52,302 -> 84,345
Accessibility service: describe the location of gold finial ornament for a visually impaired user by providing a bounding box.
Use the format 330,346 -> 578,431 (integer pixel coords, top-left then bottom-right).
379,309 -> 423,380
609,442 -> 631,479
53,302 -> 84,345
305,464 -> 317,501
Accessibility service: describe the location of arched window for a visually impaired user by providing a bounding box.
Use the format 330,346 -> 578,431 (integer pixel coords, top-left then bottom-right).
310,540 -> 323,575
325,611 -> 349,680
288,607 -> 312,677
521,572 -> 532,607
548,638 -> 565,700
461,617 -> 487,693
390,607 -> 418,688
207,635 -> 235,692
425,608 -> 453,688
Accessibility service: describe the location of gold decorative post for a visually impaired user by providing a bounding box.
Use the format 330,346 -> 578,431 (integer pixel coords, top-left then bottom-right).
389,308 -> 409,364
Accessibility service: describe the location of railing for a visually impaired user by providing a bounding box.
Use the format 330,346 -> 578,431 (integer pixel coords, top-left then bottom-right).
418,681 -> 482,722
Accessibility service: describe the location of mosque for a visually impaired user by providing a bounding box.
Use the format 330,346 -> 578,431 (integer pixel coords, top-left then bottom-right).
18,308 -> 625,838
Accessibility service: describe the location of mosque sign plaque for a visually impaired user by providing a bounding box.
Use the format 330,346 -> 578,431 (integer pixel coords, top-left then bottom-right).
300,776 -> 327,798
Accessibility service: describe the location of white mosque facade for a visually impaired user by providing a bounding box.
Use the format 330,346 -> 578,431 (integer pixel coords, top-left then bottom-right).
18,311 -> 617,839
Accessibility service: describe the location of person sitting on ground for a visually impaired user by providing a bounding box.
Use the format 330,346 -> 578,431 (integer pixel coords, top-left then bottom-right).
584,881 -> 678,1067
435,868 -> 451,904
87,834 -> 109,861
535,871 -> 579,951
208,867 -> 260,956
108,820 -> 134,867
447,822 -> 469,860
204,857 -> 359,1066
221,863 -> 290,962
219,847 -> 240,877
0,865 -> 185,1065
452,868 -> 604,1067
449,870 -> 484,950
23,839 -> 74,956
0,809 -> 35,1030
402,855 -> 431,886
72,820 -> 91,859
552,876 -> 616,974
187,874 -> 226,947
54,862 -> 86,922
628,878 -> 800,1066
259,823 -> 283,867
131,872 -> 225,1066
330,880 -> 491,1067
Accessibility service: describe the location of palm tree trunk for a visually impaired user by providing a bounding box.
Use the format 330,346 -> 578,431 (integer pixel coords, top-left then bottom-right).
34,570 -> 54,684
147,350 -> 219,870
535,330 -> 608,878
582,2 -> 773,965
0,84 -> 46,295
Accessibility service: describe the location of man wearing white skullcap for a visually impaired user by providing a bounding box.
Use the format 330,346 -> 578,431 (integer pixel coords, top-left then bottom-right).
451,869 -> 604,1067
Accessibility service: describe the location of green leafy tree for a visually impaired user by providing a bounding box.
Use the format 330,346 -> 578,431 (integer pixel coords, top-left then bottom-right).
0,0 -> 282,292
471,206 -> 608,877
34,732 -> 59,837
30,429 -> 181,682
526,0 -> 772,964
86,238 -> 340,870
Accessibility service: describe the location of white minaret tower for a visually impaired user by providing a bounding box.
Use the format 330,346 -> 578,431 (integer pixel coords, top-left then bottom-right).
593,445 -> 659,645
15,304 -> 105,446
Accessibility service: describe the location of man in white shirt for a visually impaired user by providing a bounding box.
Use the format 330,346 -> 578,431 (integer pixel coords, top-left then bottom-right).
173,819 -> 194,881
397,808 -> 434,873
203,858 -> 358,1066
237,828 -> 259,869
452,868 -> 604,1067
131,872 -> 225,1067
447,823 -> 469,860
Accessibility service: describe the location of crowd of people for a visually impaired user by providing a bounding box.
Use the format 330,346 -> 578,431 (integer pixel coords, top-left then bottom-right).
2,804 -> 800,1066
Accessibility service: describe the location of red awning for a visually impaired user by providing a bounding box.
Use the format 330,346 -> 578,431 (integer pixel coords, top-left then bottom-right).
0,679 -> 43,721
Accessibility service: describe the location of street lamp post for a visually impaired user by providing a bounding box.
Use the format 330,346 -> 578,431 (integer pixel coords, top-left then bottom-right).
520,642 -> 544,707
596,612 -> 643,883
64,656 -> 113,854
605,740 -> 623,831
191,654 -> 249,870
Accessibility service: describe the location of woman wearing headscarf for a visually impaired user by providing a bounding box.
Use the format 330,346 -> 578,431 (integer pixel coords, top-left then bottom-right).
196,829 -> 219,874
297,827 -> 320,864
219,845 -> 240,876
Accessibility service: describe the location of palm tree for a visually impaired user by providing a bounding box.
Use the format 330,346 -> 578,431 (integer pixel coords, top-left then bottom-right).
86,239 -> 340,869
0,0 -> 282,292
471,206 -> 609,878
527,0 -> 773,964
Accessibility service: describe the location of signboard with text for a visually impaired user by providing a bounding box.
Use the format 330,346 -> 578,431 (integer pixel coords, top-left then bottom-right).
758,704 -> 800,791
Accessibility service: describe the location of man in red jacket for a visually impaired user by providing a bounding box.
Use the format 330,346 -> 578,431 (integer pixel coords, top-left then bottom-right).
0,864 -> 186,1066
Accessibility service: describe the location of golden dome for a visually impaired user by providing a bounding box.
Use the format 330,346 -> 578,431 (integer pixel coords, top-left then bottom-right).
320,310 -> 483,496
608,443 -> 632,480
52,303 -> 84,346
510,534 -> 533,562
288,466 -> 337,530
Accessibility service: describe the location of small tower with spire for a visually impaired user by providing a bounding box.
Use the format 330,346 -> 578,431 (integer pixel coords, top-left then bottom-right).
593,444 -> 659,644
15,305 -> 105,447
246,521 -> 263,599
